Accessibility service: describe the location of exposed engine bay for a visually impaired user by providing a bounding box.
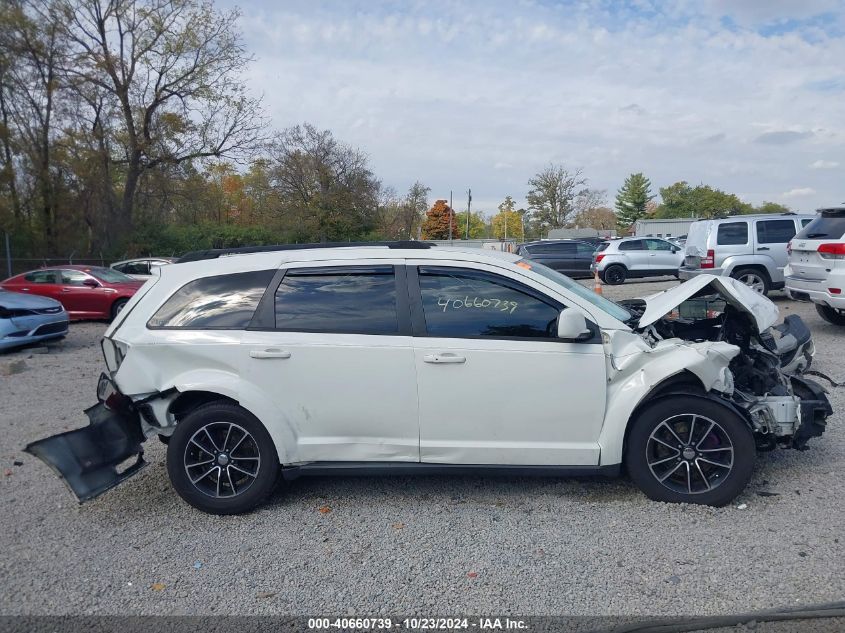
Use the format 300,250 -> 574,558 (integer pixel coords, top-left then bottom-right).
618,278 -> 831,452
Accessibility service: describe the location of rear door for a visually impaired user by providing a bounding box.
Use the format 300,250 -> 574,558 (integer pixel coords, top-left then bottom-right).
240,261 -> 420,463
15,270 -> 61,300
754,218 -> 798,282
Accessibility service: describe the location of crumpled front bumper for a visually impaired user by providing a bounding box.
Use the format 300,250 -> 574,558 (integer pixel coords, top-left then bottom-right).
24,375 -> 148,502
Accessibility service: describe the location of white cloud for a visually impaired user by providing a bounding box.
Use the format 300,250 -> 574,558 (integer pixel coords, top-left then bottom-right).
810,159 -> 840,169
236,0 -> 845,212
782,187 -> 817,198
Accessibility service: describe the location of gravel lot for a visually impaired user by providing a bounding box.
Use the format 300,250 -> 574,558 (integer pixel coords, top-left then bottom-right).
0,278 -> 843,619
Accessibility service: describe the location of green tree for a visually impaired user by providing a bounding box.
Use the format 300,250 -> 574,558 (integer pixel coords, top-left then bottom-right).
421,199 -> 459,240
756,201 -> 791,214
615,173 -> 654,229
654,181 -> 753,219
454,210 -> 486,238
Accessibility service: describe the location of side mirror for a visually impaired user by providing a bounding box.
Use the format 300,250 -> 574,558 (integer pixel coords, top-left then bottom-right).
557,309 -> 592,341
82,278 -> 99,288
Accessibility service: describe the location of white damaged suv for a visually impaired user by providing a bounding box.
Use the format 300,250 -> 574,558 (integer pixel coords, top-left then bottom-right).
26,243 -> 831,514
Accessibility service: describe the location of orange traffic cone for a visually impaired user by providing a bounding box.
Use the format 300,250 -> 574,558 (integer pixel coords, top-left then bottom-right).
593,269 -> 603,295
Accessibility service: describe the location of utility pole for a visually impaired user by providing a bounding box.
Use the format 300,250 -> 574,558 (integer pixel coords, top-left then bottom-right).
449,190 -> 453,242
465,188 -> 472,240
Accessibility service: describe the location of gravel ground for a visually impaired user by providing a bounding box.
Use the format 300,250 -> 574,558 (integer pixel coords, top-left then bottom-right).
0,279 -> 843,618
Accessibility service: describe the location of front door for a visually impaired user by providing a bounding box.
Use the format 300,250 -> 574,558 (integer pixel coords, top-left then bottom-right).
57,269 -> 111,317
409,265 -> 606,466
241,263 -> 420,463
644,238 -> 680,273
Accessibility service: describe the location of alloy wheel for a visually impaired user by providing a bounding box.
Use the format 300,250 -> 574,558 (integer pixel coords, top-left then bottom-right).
183,422 -> 261,498
646,413 -> 734,495
737,272 -> 766,294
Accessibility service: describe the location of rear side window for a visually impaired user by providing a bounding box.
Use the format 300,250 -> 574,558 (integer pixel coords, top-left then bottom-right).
418,268 -> 560,339
796,213 -> 845,240
619,240 -> 645,251
24,270 -> 56,284
531,243 -> 575,255
717,222 -> 748,245
756,219 -> 796,244
274,266 -> 398,334
148,270 -> 275,329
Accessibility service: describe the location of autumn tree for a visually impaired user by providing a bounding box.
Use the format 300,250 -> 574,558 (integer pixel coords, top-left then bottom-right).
573,206 -> 616,230
56,0 -> 265,244
421,199 -> 458,240
491,196 -> 521,239
615,173 -> 654,229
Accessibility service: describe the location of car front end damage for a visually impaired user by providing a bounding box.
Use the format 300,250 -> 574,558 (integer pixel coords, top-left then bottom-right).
617,274 -> 831,453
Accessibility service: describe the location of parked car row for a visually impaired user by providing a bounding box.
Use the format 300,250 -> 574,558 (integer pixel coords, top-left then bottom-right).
516,212 -> 818,296
23,242 -> 831,514
0,257 -> 173,352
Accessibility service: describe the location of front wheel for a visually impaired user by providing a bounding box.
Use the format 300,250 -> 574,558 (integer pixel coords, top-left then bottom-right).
815,304 -> 845,326
166,402 -> 280,514
625,397 -> 755,506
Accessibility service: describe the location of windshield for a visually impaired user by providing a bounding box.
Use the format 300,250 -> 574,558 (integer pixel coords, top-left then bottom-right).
518,259 -> 631,323
87,267 -> 136,283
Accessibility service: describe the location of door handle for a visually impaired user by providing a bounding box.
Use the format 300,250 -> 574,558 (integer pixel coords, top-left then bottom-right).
757,247 -> 770,251
250,349 -> 291,359
423,353 -> 466,364
21,288 -> 29,291
62,288 -> 71,292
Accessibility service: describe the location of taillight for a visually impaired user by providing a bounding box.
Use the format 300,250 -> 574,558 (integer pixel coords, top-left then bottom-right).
595,254 -> 606,263
701,249 -> 715,269
787,241 -> 792,256
818,243 -> 845,260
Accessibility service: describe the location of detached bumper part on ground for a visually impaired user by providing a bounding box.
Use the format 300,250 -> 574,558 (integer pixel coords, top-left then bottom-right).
24,400 -> 147,502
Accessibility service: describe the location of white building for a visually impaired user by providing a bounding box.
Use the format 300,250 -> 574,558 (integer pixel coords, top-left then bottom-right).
633,217 -> 697,238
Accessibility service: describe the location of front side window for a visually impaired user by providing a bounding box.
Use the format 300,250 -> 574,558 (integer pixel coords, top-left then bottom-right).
60,270 -> 93,286
646,239 -> 673,251
756,219 -> 796,244
419,268 -> 561,339
274,266 -> 398,334
148,270 -> 275,328
88,267 -> 135,283
717,222 -> 748,245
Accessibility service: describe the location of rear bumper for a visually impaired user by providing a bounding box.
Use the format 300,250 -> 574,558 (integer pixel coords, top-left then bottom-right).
24,375 -> 148,502
785,275 -> 845,309
679,267 -> 724,280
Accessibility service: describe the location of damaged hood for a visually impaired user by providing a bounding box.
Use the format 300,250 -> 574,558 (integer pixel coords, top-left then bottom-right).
636,274 -> 779,332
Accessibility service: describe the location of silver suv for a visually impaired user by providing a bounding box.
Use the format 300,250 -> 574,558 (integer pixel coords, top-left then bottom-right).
679,214 -> 814,295
592,237 -> 683,285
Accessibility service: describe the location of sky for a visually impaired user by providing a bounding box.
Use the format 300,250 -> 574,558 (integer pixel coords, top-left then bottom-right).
222,0 -> 844,215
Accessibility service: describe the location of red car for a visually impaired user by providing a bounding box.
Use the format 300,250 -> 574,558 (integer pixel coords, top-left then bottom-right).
1,265 -> 144,320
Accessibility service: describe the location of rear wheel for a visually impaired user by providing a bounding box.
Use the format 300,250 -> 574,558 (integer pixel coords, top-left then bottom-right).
110,298 -> 128,321
731,268 -> 770,295
602,264 -> 627,285
625,396 -> 755,506
816,304 -> 845,326
166,402 -> 280,514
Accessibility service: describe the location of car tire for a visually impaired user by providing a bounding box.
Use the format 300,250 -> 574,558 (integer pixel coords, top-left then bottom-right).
602,264 -> 627,285
166,402 -> 280,515
731,268 -> 770,296
110,298 -> 129,321
815,304 -> 845,326
625,396 -> 755,507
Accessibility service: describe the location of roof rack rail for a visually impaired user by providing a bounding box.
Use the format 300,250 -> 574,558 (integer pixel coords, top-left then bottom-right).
174,240 -> 432,263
